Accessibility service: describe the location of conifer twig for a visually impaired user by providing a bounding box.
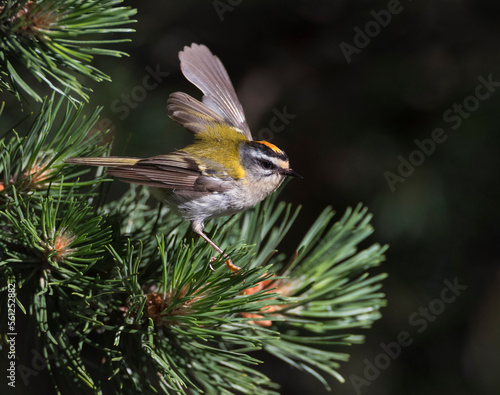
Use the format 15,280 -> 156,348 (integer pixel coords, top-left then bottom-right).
0,96 -> 388,394
0,0 -> 136,103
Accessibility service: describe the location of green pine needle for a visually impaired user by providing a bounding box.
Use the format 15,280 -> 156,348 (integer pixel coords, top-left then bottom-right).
0,96 -> 389,394
0,93 -> 110,206
0,0 -> 136,103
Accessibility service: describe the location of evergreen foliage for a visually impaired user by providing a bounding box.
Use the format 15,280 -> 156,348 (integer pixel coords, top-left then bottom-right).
0,0 -> 136,102
0,3 -> 388,393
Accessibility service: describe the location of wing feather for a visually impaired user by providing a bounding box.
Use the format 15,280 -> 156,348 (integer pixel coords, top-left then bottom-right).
170,43 -> 252,140
106,152 -> 234,194
167,92 -> 227,134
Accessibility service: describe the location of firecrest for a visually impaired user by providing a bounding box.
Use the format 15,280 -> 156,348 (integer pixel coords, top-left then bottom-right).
66,43 -> 301,271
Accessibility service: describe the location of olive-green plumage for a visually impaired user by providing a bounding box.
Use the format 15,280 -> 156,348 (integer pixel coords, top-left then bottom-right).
183,124 -> 248,180
65,43 -> 300,271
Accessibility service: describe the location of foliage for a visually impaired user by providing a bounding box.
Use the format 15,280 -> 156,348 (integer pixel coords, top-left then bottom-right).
0,3 -> 388,392
0,0 -> 136,103
0,96 -> 387,394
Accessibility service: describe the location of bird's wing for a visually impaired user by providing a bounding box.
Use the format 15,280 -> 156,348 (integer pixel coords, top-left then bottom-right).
106,151 -> 235,194
167,92 -> 228,134
167,43 -> 252,140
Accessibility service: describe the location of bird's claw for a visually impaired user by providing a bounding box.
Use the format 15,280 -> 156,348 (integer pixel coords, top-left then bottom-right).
209,257 -> 217,272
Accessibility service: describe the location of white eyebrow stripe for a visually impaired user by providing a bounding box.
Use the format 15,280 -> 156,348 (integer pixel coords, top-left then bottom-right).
246,152 -> 290,170
247,151 -> 280,163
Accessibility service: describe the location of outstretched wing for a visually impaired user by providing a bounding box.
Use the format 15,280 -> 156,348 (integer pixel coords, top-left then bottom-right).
105,152 -> 235,195
167,43 -> 252,140
167,92 -> 228,134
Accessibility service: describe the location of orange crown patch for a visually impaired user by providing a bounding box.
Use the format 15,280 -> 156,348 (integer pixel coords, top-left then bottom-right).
255,140 -> 284,155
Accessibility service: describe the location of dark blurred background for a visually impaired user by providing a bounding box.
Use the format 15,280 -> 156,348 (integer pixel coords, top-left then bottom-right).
92,1 -> 500,394
10,0 -> 500,394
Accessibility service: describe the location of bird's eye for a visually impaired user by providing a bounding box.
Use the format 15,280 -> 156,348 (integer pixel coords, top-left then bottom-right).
260,160 -> 274,170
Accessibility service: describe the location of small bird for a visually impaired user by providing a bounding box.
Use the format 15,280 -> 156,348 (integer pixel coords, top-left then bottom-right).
66,43 -> 301,271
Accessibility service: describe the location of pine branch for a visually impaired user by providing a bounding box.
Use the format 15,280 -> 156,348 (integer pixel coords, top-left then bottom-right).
0,92 -> 110,205
0,96 -> 388,394
0,0 -> 136,103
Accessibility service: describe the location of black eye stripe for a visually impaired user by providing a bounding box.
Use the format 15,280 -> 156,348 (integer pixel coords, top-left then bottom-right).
239,142 -> 290,174
260,159 -> 276,170
246,141 -> 289,161
247,151 -> 276,162
250,154 -> 278,168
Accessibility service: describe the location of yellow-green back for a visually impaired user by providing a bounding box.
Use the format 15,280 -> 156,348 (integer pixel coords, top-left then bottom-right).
182,124 -> 249,180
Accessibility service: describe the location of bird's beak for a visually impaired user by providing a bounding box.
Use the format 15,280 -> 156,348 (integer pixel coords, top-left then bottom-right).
281,168 -> 302,179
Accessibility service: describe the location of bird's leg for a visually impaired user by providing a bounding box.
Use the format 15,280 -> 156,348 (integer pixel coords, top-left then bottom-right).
193,223 -> 241,272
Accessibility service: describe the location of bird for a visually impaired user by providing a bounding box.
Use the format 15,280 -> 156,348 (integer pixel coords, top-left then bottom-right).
66,43 -> 301,271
